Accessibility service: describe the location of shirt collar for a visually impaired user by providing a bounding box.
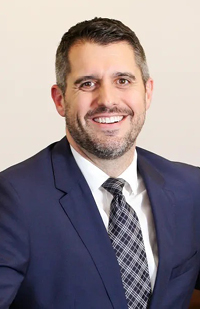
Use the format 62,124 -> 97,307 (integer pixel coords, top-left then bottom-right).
70,145 -> 138,195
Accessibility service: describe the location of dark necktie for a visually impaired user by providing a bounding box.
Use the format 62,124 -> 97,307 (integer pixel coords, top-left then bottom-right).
102,178 -> 151,309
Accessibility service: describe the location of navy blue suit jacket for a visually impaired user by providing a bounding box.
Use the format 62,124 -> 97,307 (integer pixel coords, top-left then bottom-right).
0,137 -> 200,309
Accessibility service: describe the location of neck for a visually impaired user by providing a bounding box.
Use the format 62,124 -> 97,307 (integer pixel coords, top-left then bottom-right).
88,150 -> 135,177
68,137 -> 135,178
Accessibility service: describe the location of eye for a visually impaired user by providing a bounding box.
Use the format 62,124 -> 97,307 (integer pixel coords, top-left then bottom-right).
116,78 -> 130,86
79,80 -> 96,90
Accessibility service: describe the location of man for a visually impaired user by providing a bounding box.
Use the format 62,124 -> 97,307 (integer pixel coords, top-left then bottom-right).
0,17 -> 200,309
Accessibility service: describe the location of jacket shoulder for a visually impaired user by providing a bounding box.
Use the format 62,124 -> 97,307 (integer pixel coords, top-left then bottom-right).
136,146 -> 200,184
0,142 -> 57,186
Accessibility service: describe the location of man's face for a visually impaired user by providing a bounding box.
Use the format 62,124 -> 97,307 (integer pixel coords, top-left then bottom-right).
54,41 -> 153,159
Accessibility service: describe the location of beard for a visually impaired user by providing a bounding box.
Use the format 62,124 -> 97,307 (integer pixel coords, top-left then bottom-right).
64,103 -> 146,160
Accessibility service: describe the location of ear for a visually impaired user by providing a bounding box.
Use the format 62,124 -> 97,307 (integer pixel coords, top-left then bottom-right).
51,85 -> 65,117
145,78 -> 154,110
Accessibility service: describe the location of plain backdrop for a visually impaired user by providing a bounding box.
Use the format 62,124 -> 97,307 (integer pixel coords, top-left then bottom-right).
0,0 -> 200,171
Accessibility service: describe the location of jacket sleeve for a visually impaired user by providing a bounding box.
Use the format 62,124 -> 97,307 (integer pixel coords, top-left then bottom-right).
0,175 -> 29,309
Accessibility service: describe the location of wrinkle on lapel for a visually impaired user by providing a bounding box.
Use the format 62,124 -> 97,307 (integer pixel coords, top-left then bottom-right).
137,151 -> 176,308
51,137 -> 128,309
51,137 -> 83,193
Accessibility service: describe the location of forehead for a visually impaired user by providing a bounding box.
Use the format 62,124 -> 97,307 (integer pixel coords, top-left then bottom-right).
67,41 -> 139,76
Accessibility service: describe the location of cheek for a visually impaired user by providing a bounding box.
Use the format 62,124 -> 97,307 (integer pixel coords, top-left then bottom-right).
65,94 -> 85,115
74,94 -> 93,116
123,92 -> 145,111
69,101 -> 90,124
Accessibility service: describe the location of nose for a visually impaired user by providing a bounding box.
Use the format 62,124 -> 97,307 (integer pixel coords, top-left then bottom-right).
96,83 -> 117,107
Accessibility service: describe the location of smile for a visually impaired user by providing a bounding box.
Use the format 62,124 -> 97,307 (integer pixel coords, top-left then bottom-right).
93,116 -> 124,124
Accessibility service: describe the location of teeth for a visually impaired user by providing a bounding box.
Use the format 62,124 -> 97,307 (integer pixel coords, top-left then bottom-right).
94,116 -> 123,123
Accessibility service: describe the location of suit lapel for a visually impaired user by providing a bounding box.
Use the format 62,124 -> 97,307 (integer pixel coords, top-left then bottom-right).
137,151 -> 176,308
51,138 -> 128,309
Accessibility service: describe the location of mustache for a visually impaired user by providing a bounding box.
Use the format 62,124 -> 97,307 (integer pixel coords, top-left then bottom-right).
85,106 -> 134,118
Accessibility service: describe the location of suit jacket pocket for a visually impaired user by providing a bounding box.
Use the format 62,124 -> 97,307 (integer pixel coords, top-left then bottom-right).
170,251 -> 198,279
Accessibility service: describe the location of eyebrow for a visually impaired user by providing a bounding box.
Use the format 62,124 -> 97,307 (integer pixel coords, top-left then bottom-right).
73,72 -> 136,86
113,72 -> 136,80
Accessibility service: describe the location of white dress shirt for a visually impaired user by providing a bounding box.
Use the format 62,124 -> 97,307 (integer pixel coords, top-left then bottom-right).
71,146 -> 158,289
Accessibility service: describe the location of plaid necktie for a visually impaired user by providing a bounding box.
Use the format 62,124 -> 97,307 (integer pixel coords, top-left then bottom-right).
102,178 -> 151,309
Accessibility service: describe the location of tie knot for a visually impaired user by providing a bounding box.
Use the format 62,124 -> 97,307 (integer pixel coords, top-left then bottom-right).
102,178 -> 125,196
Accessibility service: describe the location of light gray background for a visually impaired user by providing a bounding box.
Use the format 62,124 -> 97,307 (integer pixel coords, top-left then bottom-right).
0,0 -> 199,171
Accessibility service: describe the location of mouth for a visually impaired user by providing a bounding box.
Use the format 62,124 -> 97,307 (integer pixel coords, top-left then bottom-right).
93,115 -> 124,124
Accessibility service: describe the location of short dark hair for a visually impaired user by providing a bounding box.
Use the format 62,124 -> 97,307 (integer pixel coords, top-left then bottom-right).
56,17 -> 150,94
